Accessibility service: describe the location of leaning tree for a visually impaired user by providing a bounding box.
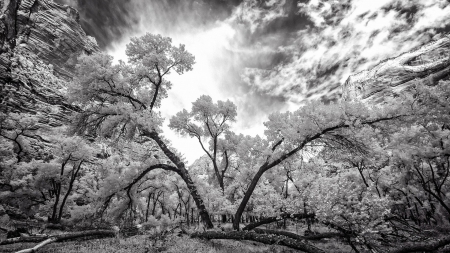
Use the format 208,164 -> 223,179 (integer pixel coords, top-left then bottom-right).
68,33 -> 213,228
169,95 -> 237,194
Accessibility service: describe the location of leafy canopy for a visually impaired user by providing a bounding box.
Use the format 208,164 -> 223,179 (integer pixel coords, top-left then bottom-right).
69,33 -> 195,138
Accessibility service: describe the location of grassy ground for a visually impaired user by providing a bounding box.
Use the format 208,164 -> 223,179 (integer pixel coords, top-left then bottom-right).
0,223 -> 351,252
0,235 -> 305,253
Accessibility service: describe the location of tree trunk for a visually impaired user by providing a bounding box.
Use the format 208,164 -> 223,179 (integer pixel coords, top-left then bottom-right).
152,191 -> 161,216
253,228 -> 347,241
233,167 -> 265,230
232,142 -> 306,230
50,180 -> 61,223
1,230 -> 115,250
50,156 -> 72,223
145,192 -> 152,222
145,130 -> 213,228
160,194 -> 165,215
57,161 -> 83,222
390,235 -> 450,253
211,159 -> 224,192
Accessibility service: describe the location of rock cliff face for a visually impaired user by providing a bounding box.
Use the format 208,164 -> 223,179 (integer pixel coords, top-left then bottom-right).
342,35 -> 450,103
0,0 -> 98,124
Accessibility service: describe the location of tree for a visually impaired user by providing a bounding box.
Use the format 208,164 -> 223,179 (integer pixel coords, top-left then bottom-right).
169,95 -> 237,192
68,33 -> 213,228
230,100 -> 405,229
46,135 -> 95,223
0,111 -> 100,224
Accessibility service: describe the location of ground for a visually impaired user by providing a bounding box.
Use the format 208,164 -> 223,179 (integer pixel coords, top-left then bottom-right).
0,235 -> 352,252
0,222 -> 351,252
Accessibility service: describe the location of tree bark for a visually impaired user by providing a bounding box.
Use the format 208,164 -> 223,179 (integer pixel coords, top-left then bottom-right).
57,160 -> 83,222
144,130 -> 213,228
145,192 -> 152,222
50,179 -> 61,223
253,228 -> 347,241
389,235 -> 450,253
50,156 -> 71,223
0,230 -> 115,249
233,141 -> 306,230
191,230 -> 326,253
232,167 -> 265,230
253,228 -> 304,240
0,235 -> 48,245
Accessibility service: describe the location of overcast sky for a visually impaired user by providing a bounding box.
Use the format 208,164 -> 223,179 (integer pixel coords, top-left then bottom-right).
55,0 -> 450,164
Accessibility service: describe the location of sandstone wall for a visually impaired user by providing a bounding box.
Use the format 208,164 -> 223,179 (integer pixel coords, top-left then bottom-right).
0,0 -> 99,124
342,35 -> 450,103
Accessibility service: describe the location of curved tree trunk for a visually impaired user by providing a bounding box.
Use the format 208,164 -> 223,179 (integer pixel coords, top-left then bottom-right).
232,115 -> 402,231
144,130 -> 213,228
232,142 -> 306,230
233,167 -> 266,230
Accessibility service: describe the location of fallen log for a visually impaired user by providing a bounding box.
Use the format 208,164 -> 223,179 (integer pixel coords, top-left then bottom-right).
191,230 -> 326,253
0,230 -> 116,252
0,235 -> 48,245
253,228 -> 304,240
389,236 -> 450,253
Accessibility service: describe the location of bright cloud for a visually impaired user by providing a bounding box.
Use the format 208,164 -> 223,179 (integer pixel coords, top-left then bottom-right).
242,0 -> 450,103
104,0 -> 450,164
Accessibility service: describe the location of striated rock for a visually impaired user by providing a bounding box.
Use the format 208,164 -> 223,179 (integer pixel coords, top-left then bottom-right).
342,35 -> 450,103
0,0 -> 98,124
1,0 -> 98,78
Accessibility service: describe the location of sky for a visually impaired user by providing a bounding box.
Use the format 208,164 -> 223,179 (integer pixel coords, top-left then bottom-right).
55,0 -> 450,164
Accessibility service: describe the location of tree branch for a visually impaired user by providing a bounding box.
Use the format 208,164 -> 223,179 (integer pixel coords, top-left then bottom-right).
389,236 -> 450,253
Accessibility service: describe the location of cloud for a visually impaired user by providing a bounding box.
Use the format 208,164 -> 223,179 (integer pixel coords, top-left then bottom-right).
54,0 -> 140,49
54,0 -> 244,49
240,0 -> 450,103
55,0 -> 450,164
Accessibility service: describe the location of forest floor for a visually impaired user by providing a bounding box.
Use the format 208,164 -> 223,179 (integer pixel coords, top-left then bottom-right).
0,234 -> 350,253
0,223 -> 351,253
